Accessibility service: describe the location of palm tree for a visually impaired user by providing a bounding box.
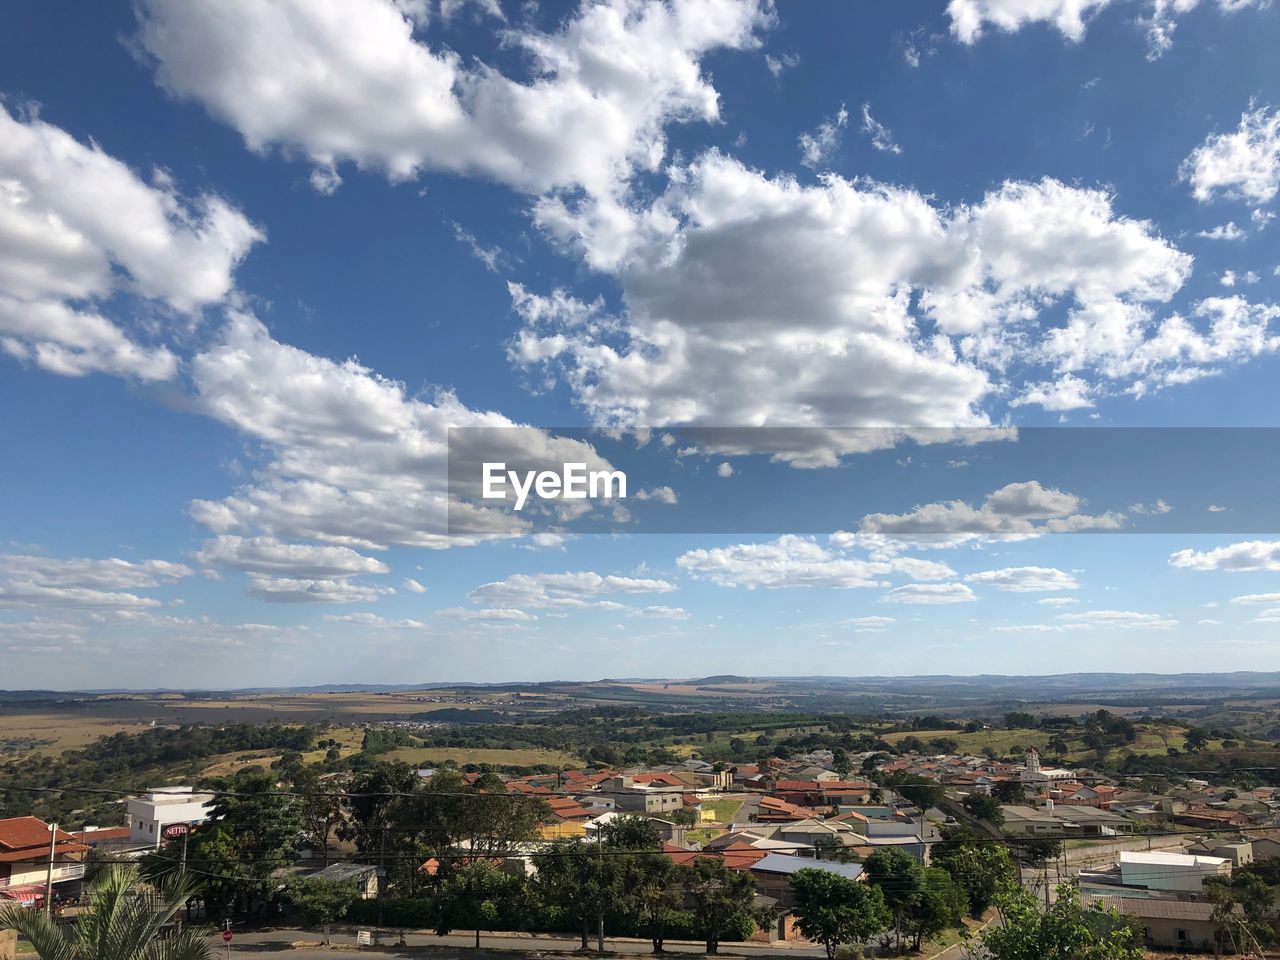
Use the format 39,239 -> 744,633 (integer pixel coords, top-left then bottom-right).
0,864 -> 212,960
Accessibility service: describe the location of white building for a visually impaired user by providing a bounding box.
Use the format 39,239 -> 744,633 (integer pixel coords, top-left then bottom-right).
1020,748 -> 1075,785
125,787 -> 216,849
1118,851 -> 1231,894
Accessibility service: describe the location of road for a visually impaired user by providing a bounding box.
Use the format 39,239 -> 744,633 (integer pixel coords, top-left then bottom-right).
222,928 -> 829,959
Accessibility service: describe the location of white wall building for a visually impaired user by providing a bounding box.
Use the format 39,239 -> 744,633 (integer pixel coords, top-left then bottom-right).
125,787 -> 216,849
1118,851 -> 1231,894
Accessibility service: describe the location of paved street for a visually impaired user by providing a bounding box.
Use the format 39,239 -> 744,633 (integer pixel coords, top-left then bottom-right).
222,928 -> 829,960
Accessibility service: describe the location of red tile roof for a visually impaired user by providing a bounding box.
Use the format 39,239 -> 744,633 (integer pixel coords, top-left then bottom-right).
0,817 -> 89,862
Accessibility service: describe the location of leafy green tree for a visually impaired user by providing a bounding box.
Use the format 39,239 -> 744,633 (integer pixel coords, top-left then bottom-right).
886,773 -> 944,810
1184,727 -> 1211,751
991,780 -> 1026,804
903,867 -> 966,950
532,839 -> 614,950
832,747 -> 852,780
284,876 -> 357,944
1011,837 -> 1063,866
790,868 -> 890,959
682,857 -> 756,954
433,861 -> 523,949
961,792 -> 1004,825
978,883 -> 1143,960
931,842 -> 1016,918
602,814 -> 664,850
205,772 -> 302,916
0,864 -> 210,960
617,852 -> 684,953
293,766 -> 342,867
862,847 -> 923,951
1205,871 -> 1275,954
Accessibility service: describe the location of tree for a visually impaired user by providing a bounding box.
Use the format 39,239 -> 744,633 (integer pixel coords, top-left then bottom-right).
962,792 -> 1004,826
682,858 -> 756,954
671,807 -> 699,826
930,842 -> 1015,919
434,861 -> 522,950
977,882 -> 1143,960
0,864 -> 211,960
284,876 -> 357,944
1205,872 -> 1275,955
887,773 -> 944,811
181,772 -> 302,917
602,814 -> 663,851
790,868 -> 890,960
1011,838 -> 1063,866
532,839 -> 615,950
991,780 -> 1027,804
1184,727 -> 1211,752
617,852 -> 684,953
294,766 -> 342,867
832,747 -> 852,780
903,867 -> 966,950
863,847 -> 923,952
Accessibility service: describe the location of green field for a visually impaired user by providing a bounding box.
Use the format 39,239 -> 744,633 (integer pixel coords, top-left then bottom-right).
702,797 -> 745,823
384,746 -> 584,768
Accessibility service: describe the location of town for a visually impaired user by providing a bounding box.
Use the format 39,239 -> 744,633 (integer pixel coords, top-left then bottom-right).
4,684 -> 1280,959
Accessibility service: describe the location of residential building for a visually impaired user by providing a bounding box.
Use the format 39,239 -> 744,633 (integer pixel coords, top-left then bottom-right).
0,817 -> 89,904
747,854 -> 864,907
1086,895 -> 1225,952
1118,851 -> 1231,894
125,787 -> 216,849
604,775 -> 683,815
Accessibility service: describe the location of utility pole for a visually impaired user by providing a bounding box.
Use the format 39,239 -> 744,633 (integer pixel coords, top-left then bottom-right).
44,822 -> 58,919
595,825 -> 605,953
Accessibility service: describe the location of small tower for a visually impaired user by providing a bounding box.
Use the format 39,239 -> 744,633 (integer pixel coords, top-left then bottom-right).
1025,747 -> 1041,777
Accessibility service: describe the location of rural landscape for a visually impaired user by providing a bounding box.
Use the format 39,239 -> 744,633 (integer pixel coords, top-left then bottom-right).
5,673 -> 1280,957
5,0 -> 1280,958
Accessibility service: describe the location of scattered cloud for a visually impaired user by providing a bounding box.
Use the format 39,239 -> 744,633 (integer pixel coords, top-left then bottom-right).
436,606 -> 538,622
677,535 -> 955,589
469,571 -> 675,609
845,615 -> 896,632
1197,222 -> 1246,240
860,480 -> 1124,547
246,576 -> 395,603
194,535 -> 388,578
1182,104 -> 1280,205
0,103 -> 261,380
631,605 -> 689,619
133,0 -> 769,202
799,105 -> 849,169
965,566 -> 1080,592
1170,540 -> 1280,572
860,103 -> 901,155
882,582 -> 977,604
633,486 -> 679,505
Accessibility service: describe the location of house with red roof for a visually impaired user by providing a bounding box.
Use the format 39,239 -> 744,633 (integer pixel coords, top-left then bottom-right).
0,817 -> 90,905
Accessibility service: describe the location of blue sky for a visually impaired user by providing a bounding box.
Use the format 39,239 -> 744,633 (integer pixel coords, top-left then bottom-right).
2,0 -> 1280,689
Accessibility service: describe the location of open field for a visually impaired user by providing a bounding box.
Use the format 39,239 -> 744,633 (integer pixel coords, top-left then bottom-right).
701,797 -> 745,823
0,713 -> 156,757
384,746 -> 584,769
199,726 -> 367,777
